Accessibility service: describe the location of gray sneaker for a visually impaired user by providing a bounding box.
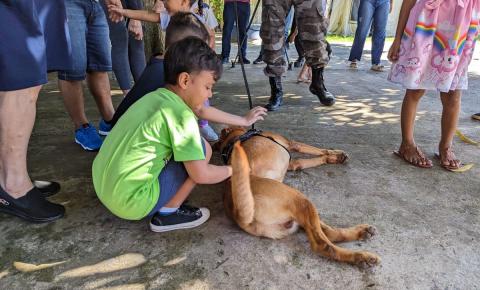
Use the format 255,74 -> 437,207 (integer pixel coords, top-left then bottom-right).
150,205 -> 210,233
200,124 -> 219,142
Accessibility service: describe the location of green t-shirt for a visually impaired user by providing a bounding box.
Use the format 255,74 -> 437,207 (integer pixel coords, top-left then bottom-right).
92,88 -> 205,220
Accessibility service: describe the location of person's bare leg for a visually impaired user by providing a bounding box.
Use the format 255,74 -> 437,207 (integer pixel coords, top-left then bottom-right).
86,71 -> 114,122
58,79 -> 89,129
0,86 -> 40,198
164,139 -> 212,208
439,90 -> 461,169
397,89 -> 432,167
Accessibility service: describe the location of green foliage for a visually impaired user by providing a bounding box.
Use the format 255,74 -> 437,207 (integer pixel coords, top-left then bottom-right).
206,0 -> 224,27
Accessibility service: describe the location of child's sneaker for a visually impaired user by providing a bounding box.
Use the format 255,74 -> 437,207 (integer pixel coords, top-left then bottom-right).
98,119 -> 112,136
75,123 -> 103,151
149,204 -> 210,233
200,124 -> 219,142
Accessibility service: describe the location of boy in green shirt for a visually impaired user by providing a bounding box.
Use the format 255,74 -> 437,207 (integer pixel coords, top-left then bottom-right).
93,37 -> 235,232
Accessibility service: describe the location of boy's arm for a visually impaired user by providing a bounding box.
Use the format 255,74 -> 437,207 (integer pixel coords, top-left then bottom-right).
184,160 -> 232,184
194,106 -> 267,127
108,6 -> 161,23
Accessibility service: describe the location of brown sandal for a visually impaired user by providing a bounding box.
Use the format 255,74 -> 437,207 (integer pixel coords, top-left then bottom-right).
393,146 -> 433,168
434,151 -> 462,171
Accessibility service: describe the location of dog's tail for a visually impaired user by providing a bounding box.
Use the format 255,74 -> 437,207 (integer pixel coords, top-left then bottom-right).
230,141 -> 255,226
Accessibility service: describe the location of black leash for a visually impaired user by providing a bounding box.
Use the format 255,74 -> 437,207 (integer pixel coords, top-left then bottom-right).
221,128 -> 291,164
233,0 -> 255,130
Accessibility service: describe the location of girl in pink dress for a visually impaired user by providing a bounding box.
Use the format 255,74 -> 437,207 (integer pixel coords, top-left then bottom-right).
388,0 -> 479,170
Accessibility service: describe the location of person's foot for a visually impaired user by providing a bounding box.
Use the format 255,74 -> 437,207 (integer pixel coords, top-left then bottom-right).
438,147 -> 461,170
253,55 -> 263,64
309,65 -> 335,106
98,119 -> 112,136
349,60 -> 358,69
394,143 -> 433,168
200,124 -> 219,142
371,64 -> 385,72
221,57 -> 229,64
33,181 -> 61,197
150,204 -> 210,232
239,58 -> 251,64
0,186 -> 65,223
471,113 -> 480,121
265,76 -> 283,111
75,123 -> 103,151
294,57 -> 305,68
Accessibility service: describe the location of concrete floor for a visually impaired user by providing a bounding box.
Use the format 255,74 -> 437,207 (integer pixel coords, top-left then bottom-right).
1,42 -> 480,290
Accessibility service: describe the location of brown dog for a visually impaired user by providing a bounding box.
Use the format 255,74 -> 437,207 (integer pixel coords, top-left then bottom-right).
216,128 -> 380,268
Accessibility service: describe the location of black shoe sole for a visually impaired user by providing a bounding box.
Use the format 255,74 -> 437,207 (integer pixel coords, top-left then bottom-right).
0,206 -> 64,223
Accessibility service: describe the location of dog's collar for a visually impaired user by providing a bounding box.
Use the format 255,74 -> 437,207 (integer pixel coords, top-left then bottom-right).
221,128 -> 291,164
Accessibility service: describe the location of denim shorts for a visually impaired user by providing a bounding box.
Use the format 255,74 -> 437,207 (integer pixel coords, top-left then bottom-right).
0,0 -> 72,91
58,0 -> 112,81
148,139 -> 207,216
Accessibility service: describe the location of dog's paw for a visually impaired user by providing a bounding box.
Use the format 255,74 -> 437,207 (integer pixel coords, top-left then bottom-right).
356,224 -> 377,240
327,151 -> 349,164
354,251 -> 381,269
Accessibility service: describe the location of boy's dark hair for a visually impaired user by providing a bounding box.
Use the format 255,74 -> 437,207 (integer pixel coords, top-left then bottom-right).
165,12 -> 210,48
164,36 -> 222,85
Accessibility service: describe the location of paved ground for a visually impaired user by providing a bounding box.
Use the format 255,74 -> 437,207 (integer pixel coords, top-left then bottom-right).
1,41 -> 479,290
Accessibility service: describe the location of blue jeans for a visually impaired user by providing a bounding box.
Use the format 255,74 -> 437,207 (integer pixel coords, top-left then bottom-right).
101,1 -> 146,90
148,140 -> 207,216
58,0 -> 112,81
348,0 -> 390,65
221,1 -> 250,59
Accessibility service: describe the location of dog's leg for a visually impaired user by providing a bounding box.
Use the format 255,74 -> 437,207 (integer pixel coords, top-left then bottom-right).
289,157 -> 328,170
295,199 -> 380,268
319,221 -> 377,243
288,141 -> 348,164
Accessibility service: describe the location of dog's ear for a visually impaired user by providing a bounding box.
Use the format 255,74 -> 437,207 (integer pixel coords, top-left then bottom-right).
220,127 -> 233,138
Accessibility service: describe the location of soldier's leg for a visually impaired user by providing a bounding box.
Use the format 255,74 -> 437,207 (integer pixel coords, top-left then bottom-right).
260,0 -> 291,111
295,0 -> 335,106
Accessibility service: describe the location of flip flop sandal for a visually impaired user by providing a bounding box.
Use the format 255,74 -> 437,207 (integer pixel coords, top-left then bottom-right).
349,61 -> 358,69
434,153 -> 462,171
393,148 -> 433,168
371,65 -> 385,72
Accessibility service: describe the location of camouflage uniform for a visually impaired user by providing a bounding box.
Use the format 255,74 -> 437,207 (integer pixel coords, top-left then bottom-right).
260,0 -> 330,77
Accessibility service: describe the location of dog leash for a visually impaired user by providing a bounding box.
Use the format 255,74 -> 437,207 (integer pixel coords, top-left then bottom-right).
221,128 -> 291,164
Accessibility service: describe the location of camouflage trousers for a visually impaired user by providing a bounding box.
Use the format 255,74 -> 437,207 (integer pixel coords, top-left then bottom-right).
260,0 -> 330,77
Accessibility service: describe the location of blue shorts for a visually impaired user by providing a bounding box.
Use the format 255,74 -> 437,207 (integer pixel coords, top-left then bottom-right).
0,0 -> 72,91
148,139 -> 207,216
57,0 -> 112,81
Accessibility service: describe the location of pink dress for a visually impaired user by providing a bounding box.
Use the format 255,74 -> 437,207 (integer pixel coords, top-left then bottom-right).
388,0 -> 480,92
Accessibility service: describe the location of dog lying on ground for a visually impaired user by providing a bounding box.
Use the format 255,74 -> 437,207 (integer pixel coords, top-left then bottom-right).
215,127 -> 380,268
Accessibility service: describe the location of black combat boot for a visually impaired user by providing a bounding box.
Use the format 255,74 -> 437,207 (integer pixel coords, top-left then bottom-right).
265,76 -> 283,111
309,65 -> 335,106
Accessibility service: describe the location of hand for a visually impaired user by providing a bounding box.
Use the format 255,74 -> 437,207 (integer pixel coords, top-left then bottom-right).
153,0 -> 165,13
107,1 -> 124,23
387,39 -> 401,63
242,106 -> 268,126
128,19 -> 143,40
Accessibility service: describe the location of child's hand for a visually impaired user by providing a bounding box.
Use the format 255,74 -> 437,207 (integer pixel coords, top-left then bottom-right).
243,106 -> 268,126
108,4 -> 125,22
388,40 -> 401,63
128,19 -> 143,41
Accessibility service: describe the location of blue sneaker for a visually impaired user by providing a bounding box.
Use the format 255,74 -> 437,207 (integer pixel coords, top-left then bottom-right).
98,119 -> 112,136
75,123 -> 103,151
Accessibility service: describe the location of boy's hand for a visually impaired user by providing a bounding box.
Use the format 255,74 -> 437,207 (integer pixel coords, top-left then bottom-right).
107,3 -> 125,22
243,106 -> 268,126
388,39 -> 401,63
128,19 -> 143,40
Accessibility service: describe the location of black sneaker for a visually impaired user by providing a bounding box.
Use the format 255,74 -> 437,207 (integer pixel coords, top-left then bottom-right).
33,180 -> 61,197
472,113 -> 480,121
0,186 -> 65,223
149,204 -> 210,233
241,58 -> 251,64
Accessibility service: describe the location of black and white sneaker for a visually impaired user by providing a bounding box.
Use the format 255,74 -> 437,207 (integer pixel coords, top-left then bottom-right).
149,204 -> 210,233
